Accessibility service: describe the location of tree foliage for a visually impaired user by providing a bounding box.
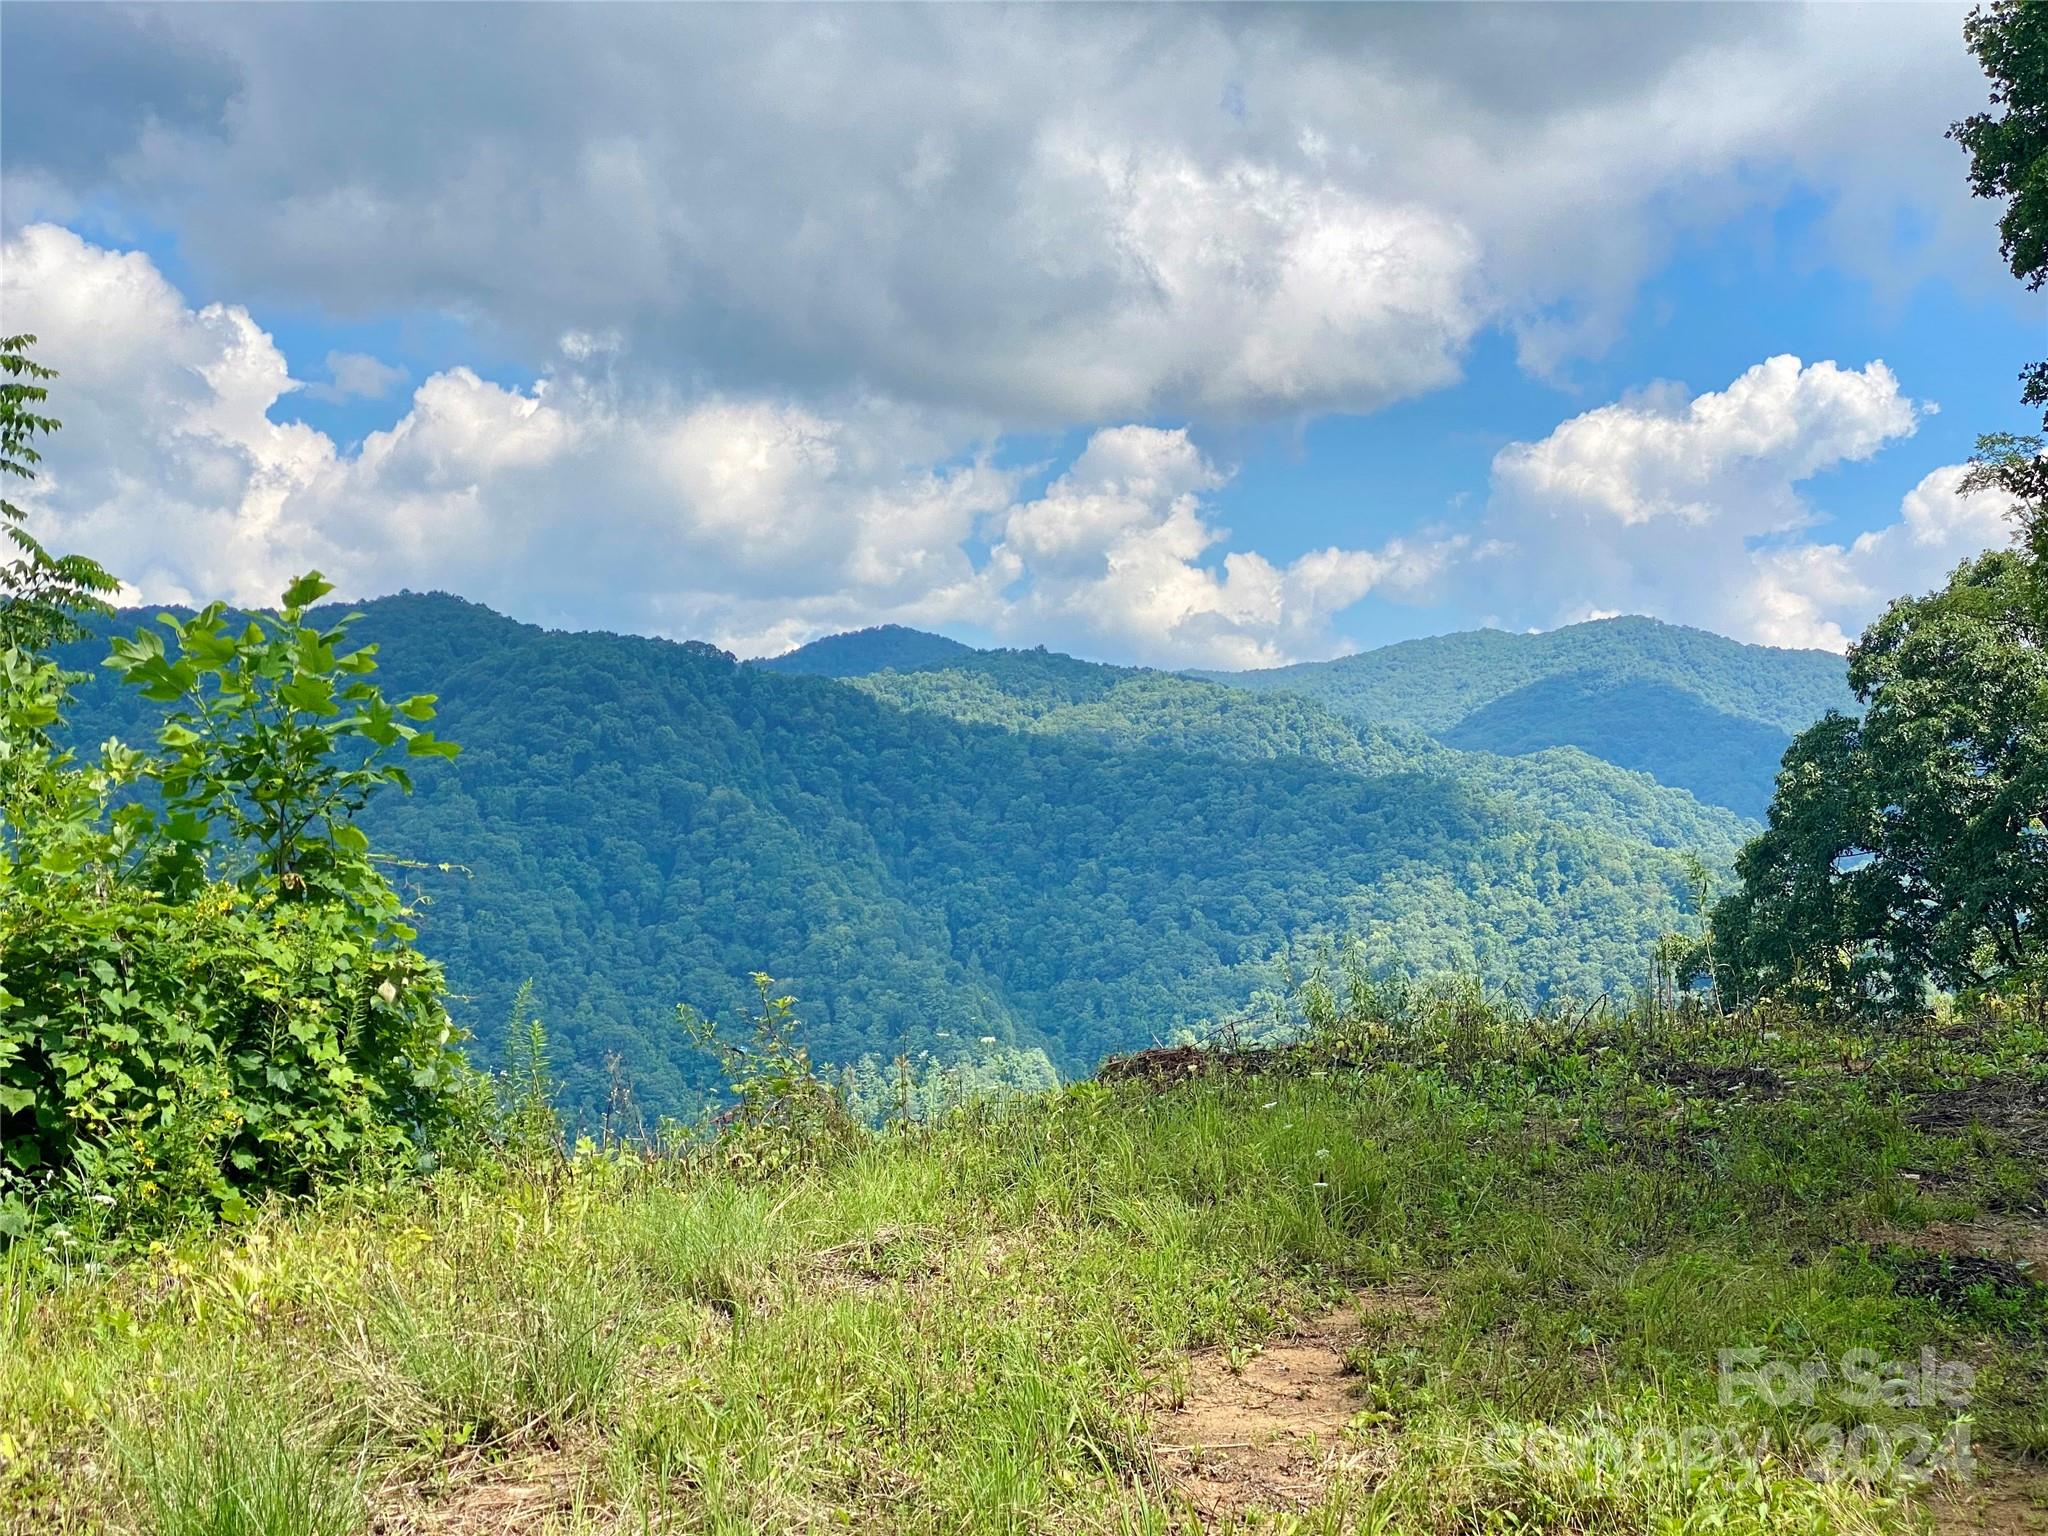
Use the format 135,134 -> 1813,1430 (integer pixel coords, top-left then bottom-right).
104,575 -> 457,904
1954,0 -> 2048,292
0,336 -> 118,652
1,359 -> 469,1234
1715,549 -> 2047,1011
757,624 -> 976,678
1952,0 -> 2048,422
1718,9 -> 2048,1015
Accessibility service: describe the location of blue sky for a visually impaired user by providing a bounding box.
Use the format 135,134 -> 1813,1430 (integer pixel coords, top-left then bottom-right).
1208,193 -> 2039,647
2,3 -> 2038,667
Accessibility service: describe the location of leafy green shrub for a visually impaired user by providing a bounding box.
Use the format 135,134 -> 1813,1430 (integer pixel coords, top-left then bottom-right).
2,567 -> 472,1234
1,883 -> 463,1229
680,974 -> 864,1175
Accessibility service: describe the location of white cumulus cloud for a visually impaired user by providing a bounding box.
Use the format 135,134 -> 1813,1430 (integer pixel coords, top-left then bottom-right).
1746,462 -> 2022,650
993,425 -> 1456,668
1,225 -> 1422,667
304,349 -> 409,403
0,4 -> 2006,424
1471,355 -> 2017,650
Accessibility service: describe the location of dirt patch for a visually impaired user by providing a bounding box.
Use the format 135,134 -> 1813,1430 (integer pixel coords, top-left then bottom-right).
1923,1456 -> 2048,1536
1645,1060 -> 1784,1099
371,1447 -> 594,1534
1910,1076 -> 2048,1160
1097,1043 -> 1290,1084
805,1224 -> 944,1292
1877,1247 -> 2044,1310
1151,1288 -> 1438,1523
1890,1218 -> 2048,1271
1096,1040 -> 1415,1085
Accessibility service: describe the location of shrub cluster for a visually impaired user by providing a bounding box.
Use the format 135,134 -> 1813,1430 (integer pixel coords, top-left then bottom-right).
1,340 -> 474,1235
1,887 -> 463,1232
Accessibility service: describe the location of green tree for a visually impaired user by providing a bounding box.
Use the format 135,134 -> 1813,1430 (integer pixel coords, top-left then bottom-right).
1715,5 -> 2048,1013
1952,0 -> 2048,423
1952,0 -> 2048,611
1715,554 -> 2047,1010
0,334 -> 141,889
0,335 -> 118,652
105,574 -> 458,908
1962,433 -> 2048,622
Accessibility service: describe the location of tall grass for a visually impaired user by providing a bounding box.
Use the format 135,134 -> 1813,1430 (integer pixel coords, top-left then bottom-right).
113,1377 -> 364,1536
1,982 -> 2041,1533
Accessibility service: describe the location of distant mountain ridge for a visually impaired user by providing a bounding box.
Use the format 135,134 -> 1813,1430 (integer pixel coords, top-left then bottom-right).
842,645 -> 1748,858
1435,672 -> 1800,821
59,595 -> 1748,1124
1200,616 -> 1852,735
756,614 -> 1854,820
1197,617 -> 1853,820
755,624 -> 976,678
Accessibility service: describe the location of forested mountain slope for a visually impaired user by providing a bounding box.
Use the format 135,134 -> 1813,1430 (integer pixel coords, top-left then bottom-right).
1435,673 -> 1800,820
754,624 -> 976,678
59,596 -> 1742,1122
846,648 -> 1748,855
762,614 -> 1851,820
1196,616 -> 1855,819
1199,616 -> 1851,733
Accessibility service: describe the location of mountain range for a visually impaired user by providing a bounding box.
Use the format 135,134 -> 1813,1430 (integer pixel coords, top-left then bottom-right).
1188,618 -> 1855,819
57,600 -> 1846,1121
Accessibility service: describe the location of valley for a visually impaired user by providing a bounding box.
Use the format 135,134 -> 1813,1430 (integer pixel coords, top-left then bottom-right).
55,601 -> 1808,1123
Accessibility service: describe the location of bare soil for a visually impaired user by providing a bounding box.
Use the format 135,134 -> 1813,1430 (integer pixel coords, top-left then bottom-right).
1925,1458 -> 2048,1536
1097,1043 -> 1288,1084
371,1447 -> 592,1535
1893,1218 -> 2048,1272
1646,1059 -> 1785,1098
1150,1288 -> 1438,1523
1910,1076 -> 2048,1162
805,1223 -> 946,1292
1882,1247 -> 2045,1308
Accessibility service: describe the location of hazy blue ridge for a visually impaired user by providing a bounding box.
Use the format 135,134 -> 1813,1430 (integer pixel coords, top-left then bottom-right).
1192,615 -> 1854,816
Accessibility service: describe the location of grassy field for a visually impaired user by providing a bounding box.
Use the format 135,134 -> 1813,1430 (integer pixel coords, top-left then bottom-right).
2,991 -> 2044,1534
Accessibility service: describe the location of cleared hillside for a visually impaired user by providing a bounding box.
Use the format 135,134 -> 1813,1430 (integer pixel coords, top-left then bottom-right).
5,989 -> 2041,1534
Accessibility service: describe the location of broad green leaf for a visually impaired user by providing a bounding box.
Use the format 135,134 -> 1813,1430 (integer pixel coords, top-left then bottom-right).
282,571 -> 335,611
279,676 -> 337,715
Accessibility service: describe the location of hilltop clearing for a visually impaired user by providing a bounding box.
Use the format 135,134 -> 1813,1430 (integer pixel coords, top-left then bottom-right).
6,986 -> 2042,1534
